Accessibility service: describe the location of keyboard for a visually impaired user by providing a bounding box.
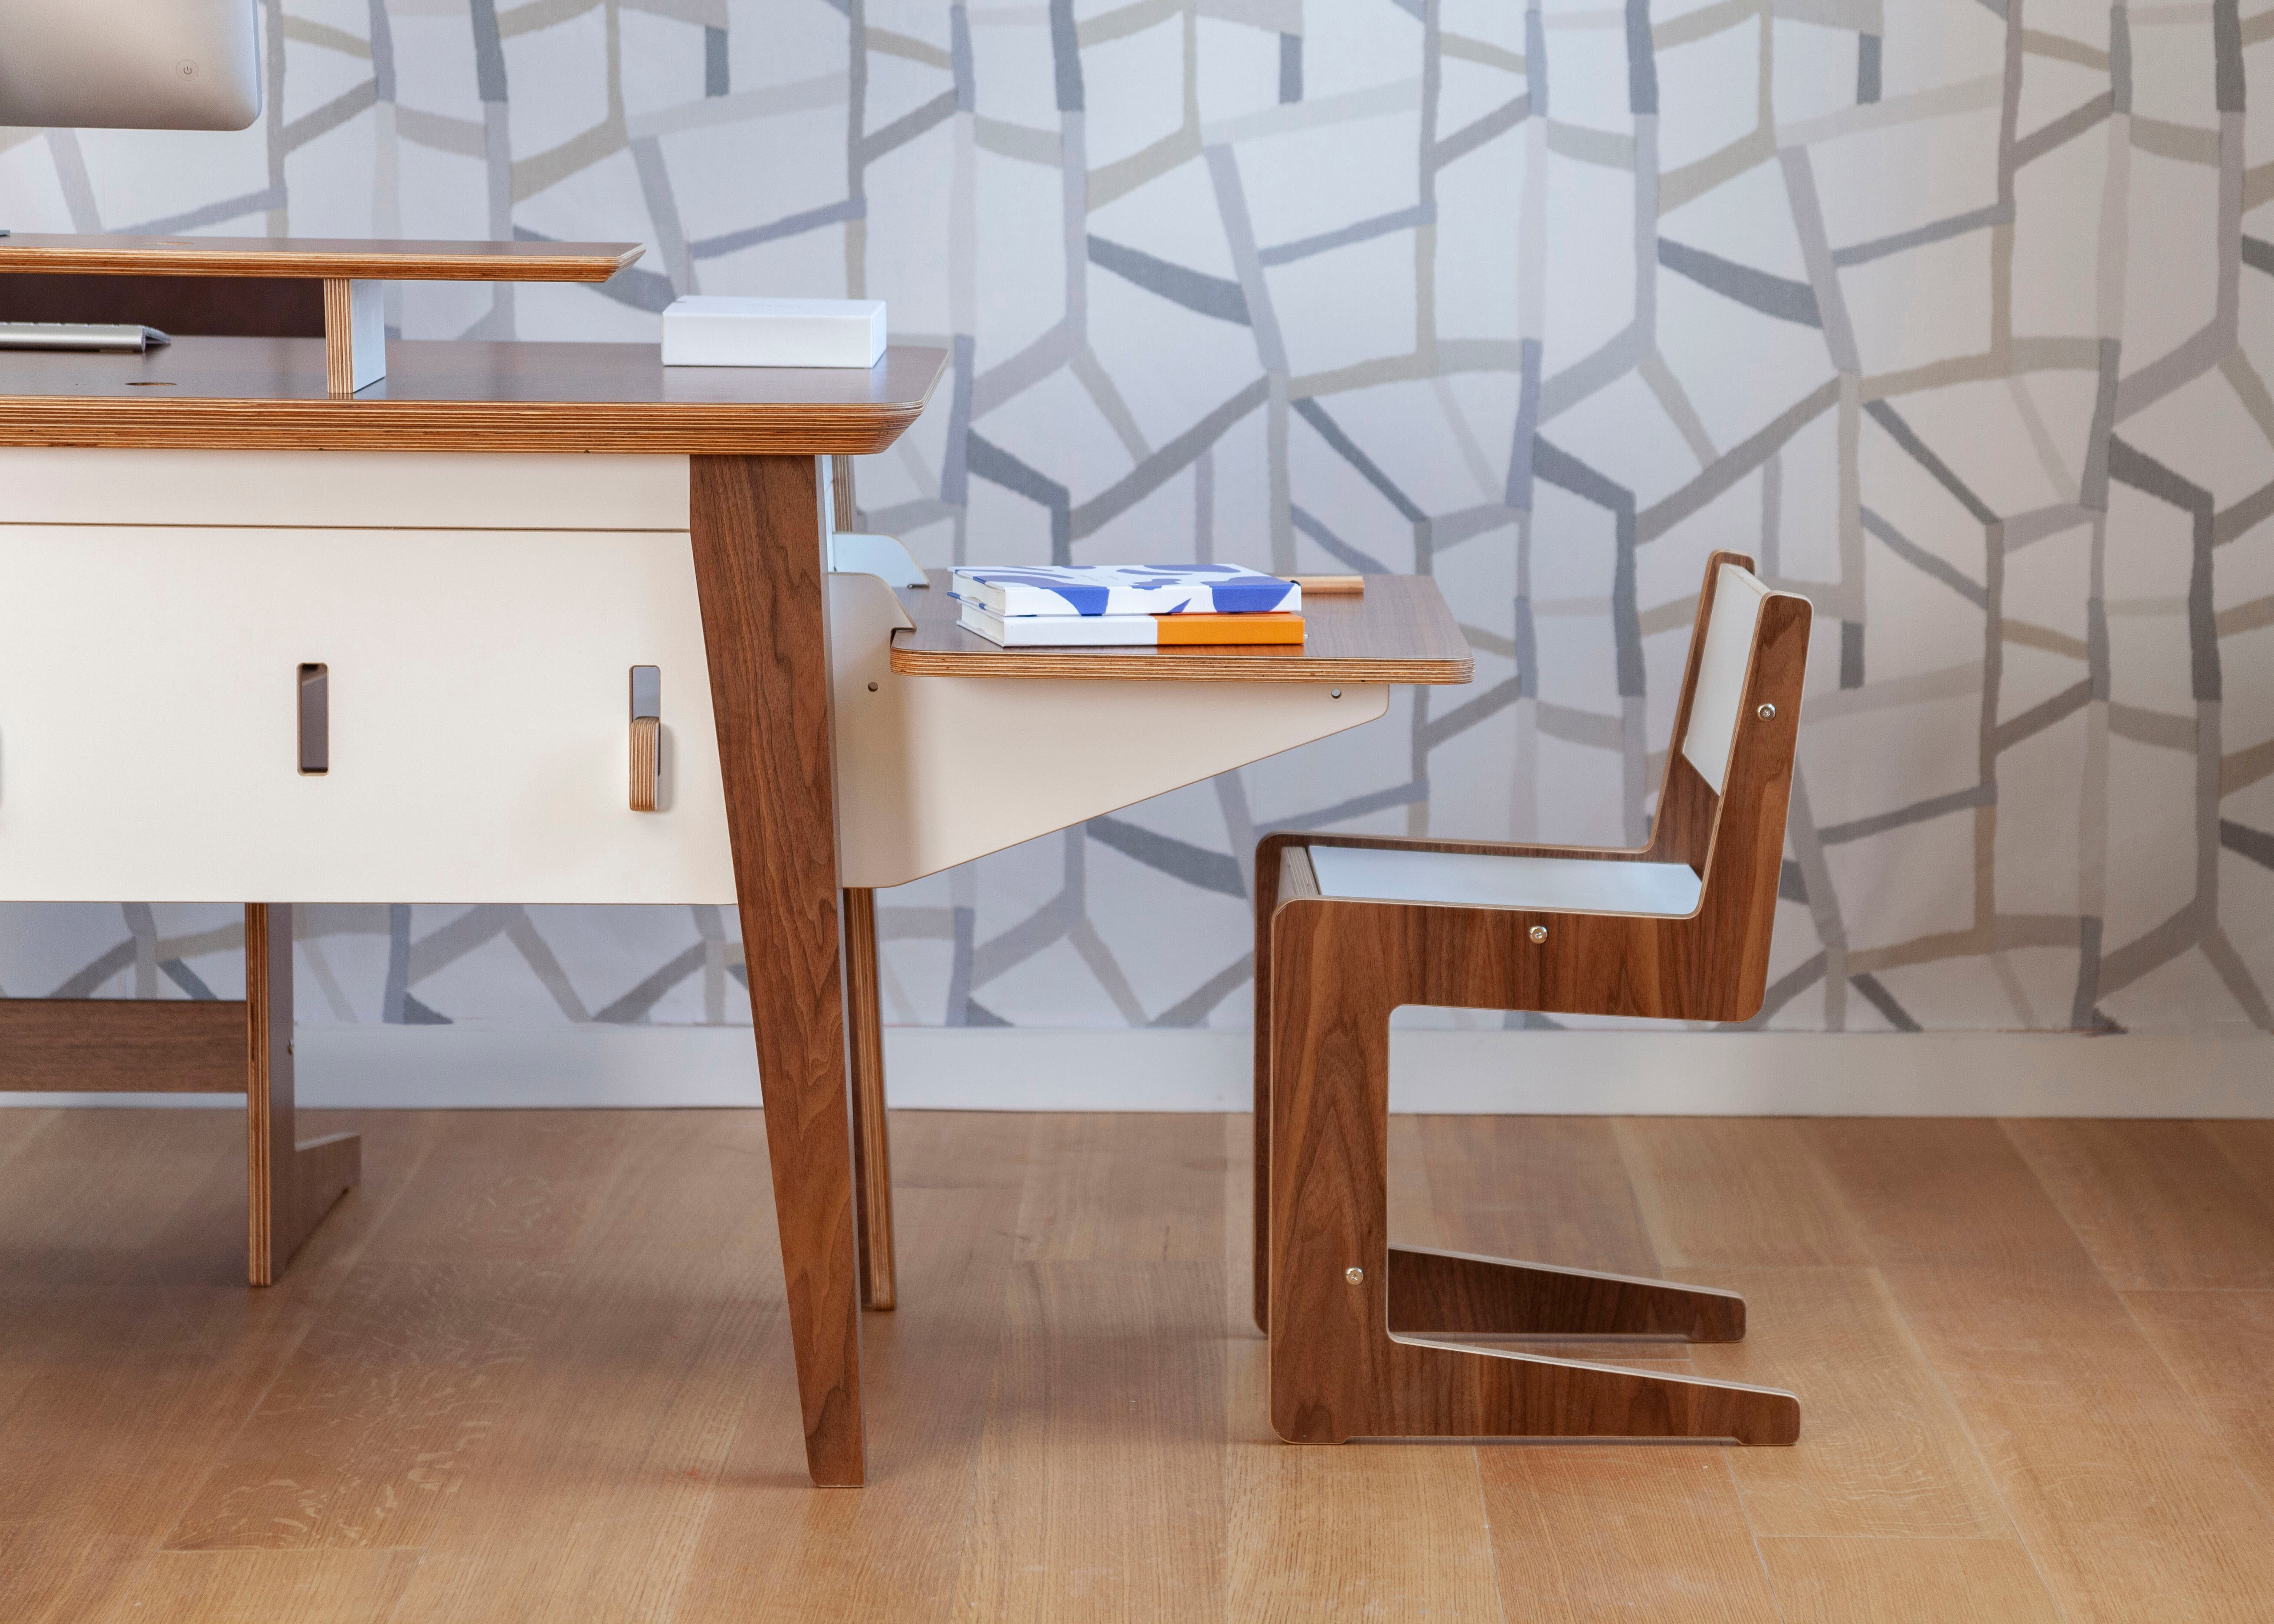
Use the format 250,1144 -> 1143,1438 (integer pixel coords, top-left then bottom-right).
0,322 -> 174,353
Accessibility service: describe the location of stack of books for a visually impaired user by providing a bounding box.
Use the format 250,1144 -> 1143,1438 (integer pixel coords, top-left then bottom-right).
950,563 -> 1304,646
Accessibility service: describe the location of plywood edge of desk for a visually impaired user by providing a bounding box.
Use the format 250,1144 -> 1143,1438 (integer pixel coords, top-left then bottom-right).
0,399 -> 932,455
886,645 -> 1474,682
0,235 -> 644,282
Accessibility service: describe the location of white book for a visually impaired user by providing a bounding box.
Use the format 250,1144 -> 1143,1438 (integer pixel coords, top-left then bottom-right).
660,296 -> 886,367
949,563 -> 1300,618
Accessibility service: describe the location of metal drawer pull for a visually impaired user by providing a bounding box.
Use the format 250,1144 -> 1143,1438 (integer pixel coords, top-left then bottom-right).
630,665 -> 661,812
298,663 -> 328,775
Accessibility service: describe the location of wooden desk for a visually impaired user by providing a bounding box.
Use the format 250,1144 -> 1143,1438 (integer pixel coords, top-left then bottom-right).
0,309 -> 1473,1490
0,327 -> 946,1488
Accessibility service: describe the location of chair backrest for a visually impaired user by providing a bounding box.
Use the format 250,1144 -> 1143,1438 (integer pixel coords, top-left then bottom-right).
1648,552 -> 1798,870
1677,562 -> 1772,796
1634,550 -> 1810,1017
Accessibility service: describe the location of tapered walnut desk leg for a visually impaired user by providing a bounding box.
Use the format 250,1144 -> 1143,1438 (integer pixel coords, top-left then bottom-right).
691,456 -> 866,1487
246,904 -> 361,1287
843,887 -> 898,1311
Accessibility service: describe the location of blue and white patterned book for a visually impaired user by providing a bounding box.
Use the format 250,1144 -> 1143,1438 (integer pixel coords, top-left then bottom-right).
949,563 -> 1301,617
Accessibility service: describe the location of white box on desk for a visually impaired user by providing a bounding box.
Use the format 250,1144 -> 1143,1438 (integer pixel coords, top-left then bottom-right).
661,296 -> 886,367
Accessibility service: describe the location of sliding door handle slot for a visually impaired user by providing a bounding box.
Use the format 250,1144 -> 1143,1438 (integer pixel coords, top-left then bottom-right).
298,663 -> 328,775
630,665 -> 660,812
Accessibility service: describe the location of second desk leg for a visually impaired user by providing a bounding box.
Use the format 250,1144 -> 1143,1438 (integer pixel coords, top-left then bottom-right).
690,453 -> 866,1487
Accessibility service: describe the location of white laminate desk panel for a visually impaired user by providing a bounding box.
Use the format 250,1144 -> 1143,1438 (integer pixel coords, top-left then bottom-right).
0,524 -> 737,902
0,449 -> 692,531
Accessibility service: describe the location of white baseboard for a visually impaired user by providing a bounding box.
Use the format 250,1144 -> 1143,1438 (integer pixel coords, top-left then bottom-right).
3,1023 -> 2269,1116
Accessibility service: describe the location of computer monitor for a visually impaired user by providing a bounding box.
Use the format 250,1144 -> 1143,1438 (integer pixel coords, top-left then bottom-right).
0,0 -> 260,131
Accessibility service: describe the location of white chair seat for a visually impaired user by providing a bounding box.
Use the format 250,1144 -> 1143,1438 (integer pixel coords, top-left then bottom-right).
1307,845 -> 1703,917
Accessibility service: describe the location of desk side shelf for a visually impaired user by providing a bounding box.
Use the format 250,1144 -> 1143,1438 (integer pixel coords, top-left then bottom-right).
889,571 -> 1474,684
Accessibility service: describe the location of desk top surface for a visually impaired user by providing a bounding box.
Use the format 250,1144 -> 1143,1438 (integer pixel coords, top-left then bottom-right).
0,234 -> 642,282
0,337 -> 946,455
889,572 -> 1473,684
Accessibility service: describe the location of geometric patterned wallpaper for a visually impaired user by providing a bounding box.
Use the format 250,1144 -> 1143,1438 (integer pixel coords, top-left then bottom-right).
2,0 -> 2269,1035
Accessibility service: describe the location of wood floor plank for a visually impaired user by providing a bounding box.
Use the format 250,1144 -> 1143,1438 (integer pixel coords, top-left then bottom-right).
1756,1536 -> 2062,1623
0,1111 -> 433,1624
1395,1114 -> 1698,1368
1386,1113 -> 1440,1253
1881,1261 -> 2274,1622
0,1107 -> 242,1288
1798,1119 -> 2097,1274
1681,1267 -> 2008,1538
380,1111 -> 781,1624
352,1108 -> 642,1267
889,1108 -> 1039,1192
88,1549 -> 422,1623
950,1260 -> 1228,1621
2003,1120 -> 2274,1290
670,1179 -> 1026,1624
7,1107 -> 2274,1622
0,1106 -> 59,1172
2123,1289 -> 2274,1514
2202,1119 -> 2274,1204
159,1257 -> 561,1551
1015,1113 -> 1225,1261
1479,1447 -> 1778,1624
1408,1115 -> 1664,1276
157,1110 -> 627,1553
1614,1119 -> 1869,1268
1225,1299 -> 1501,1623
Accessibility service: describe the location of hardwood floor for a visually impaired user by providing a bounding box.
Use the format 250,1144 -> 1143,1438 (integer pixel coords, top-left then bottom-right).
3,1107 -> 2272,1621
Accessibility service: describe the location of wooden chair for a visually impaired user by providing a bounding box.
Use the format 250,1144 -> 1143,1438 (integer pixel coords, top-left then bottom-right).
1250,550 -> 1809,1446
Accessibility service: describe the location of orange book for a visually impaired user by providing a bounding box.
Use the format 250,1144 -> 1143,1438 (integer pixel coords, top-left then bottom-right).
960,605 -> 1304,646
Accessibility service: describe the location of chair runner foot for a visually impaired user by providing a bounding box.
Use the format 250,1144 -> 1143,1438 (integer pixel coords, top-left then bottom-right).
1386,1244 -> 1745,1342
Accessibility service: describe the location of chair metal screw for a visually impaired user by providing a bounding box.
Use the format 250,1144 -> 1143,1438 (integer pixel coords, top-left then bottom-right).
1529,925 -> 1548,944
1756,702 -> 1776,720
1330,688 -> 1342,699
1345,1266 -> 1364,1285
868,681 -> 879,692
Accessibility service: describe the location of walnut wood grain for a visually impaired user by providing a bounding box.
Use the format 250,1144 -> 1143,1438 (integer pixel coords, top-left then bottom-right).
0,272 -> 324,334
843,887 -> 898,1312
1385,1244 -> 1745,1341
245,904 -> 360,1288
689,455 -> 865,1486
1257,554 -> 1810,1442
0,337 -> 947,455
889,572 -> 1472,683
0,234 -> 642,281
0,998 -> 248,1091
